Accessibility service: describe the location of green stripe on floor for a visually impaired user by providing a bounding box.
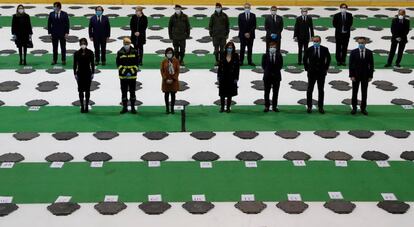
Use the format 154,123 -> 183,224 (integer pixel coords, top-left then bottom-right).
2,53 -> 413,70
0,161 -> 413,203
0,16 -> 404,28
0,105 -> 413,132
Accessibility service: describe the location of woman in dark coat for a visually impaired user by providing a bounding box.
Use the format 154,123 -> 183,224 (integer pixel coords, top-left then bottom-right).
73,38 -> 95,113
217,41 -> 240,113
160,47 -> 180,114
130,6 -> 148,66
11,4 -> 33,65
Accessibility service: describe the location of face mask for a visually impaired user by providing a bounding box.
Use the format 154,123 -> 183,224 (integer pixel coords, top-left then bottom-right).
124,44 -> 131,50
227,48 -> 233,53
244,8 -> 250,13
166,53 -> 173,59
358,44 -> 365,49
340,8 -> 346,13
398,15 -> 404,20
301,12 -> 307,16
313,42 -> 320,47
215,8 -> 222,13
18,9 -> 24,14
136,11 -> 142,16
271,10 -> 277,15
54,7 -> 59,12
175,9 -> 181,14
80,44 -> 87,49
269,47 -> 276,54
96,11 -> 103,16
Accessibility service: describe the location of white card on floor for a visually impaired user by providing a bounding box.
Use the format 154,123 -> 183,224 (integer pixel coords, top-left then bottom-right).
328,192 -> 344,200
53,66 -> 63,69
23,66 -> 33,70
55,196 -> 71,203
34,54 -> 43,57
104,195 -> 119,202
196,53 -> 205,56
241,194 -> 255,201
50,162 -> 64,168
288,194 -> 302,201
192,194 -> 206,202
0,54 -> 9,57
148,194 -> 162,202
200,162 -> 212,168
148,161 -> 161,167
376,161 -> 390,168
293,160 -> 306,166
402,105 -> 414,110
28,106 -> 40,111
174,105 -> 184,110
381,193 -> 397,201
335,160 -> 348,167
0,196 -> 13,204
0,162 -> 14,168
90,161 -> 103,168
245,161 -> 257,168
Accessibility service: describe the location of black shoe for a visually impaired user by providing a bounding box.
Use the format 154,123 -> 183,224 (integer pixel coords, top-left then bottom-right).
361,110 -> 368,115
307,108 -> 312,113
384,64 -> 391,67
130,107 -> 137,114
318,108 -> 325,114
62,61 -> 66,65
120,108 -> 128,114
166,107 -> 170,114
264,107 -> 269,112
351,109 -> 357,115
23,60 -> 27,66
248,62 -> 256,66
51,61 -> 57,65
84,105 -> 89,113
273,107 -> 279,112
19,60 -> 23,65
170,106 -> 175,114
226,109 -> 231,113
80,106 -> 85,113
219,108 -> 224,113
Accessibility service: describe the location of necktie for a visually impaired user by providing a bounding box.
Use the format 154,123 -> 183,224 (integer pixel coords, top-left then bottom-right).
360,50 -> 364,59
303,16 -> 305,22
246,13 -> 249,21
98,16 -> 100,23
315,47 -> 320,58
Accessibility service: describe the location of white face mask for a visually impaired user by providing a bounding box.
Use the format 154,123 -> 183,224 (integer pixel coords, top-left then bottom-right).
398,15 -> 404,20
269,47 -> 276,54
271,10 -> 277,15
136,11 -> 142,16
301,12 -> 307,16
80,44 -> 87,49
166,53 -> 173,59
124,44 -> 131,50
215,8 -> 222,13
18,9 -> 24,14
175,9 -> 181,14
340,8 -> 347,13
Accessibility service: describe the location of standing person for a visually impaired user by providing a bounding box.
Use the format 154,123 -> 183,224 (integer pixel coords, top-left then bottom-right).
11,4 -> 33,66
265,5 -> 283,51
160,48 -> 180,114
47,1 -> 70,65
217,42 -> 240,113
209,3 -> 229,66
332,3 -> 353,66
262,42 -> 283,112
116,38 -> 139,114
168,5 -> 191,66
73,38 -> 95,113
294,8 -> 314,65
303,36 -> 331,114
238,3 -> 256,66
88,6 -> 111,66
130,6 -> 148,66
349,37 -> 374,115
384,9 -> 410,68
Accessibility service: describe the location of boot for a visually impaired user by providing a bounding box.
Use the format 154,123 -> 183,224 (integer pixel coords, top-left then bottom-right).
120,100 -> 128,114
170,104 -> 175,114
130,99 -> 137,114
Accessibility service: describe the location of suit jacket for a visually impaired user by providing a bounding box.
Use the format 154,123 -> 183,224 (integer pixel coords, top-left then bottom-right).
294,15 -> 314,41
238,12 -> 256,39
88,15 -> 111,39
265,14 -> 283,41
48,11 -> 70,38
303,45 -> 331,77
349,48 -> 374,81
262,52 -> 283,81
130,14 -> 148,45
391,17 -> 410,43
332,12 -> 353,37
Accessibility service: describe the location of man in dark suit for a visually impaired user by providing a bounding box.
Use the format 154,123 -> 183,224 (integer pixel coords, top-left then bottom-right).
349,37 -> 374,115
265,5 -> 283,51
47,2 -> 70,65
89,6 -> 111,66
130,6 -> 148,66
303,36 -> 331,114
262,41 -> 283,112
294,8 -> 314,65
238,3 -> 256,66
332,3 -> 353,66
385,9 -> 410,68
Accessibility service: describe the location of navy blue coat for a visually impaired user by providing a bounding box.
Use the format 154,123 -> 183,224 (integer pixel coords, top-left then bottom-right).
47,11 -> 70,38
349,48 -> 374,81
238,12 -> 256,39
262,52 -> 283,81
88,15 -> 111,39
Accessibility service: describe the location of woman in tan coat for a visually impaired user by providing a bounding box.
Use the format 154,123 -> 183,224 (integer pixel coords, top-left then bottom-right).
160,47 -> 180,114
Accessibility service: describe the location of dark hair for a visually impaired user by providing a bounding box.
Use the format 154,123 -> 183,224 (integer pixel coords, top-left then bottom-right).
16,4 -> 24,12
224,41 -> 236,55
175,4 -> 182,8
79,38 -> 88,45
215,3 -> 222,7
95,6 -> 103,12
356,36 -> 366,42
340,3 -> 348,8
53,2 -> 62,9
165,47 -> 174,55
269,41 -> 277,47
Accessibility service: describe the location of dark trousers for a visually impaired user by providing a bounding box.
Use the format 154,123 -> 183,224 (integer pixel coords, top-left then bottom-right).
307,75 -> 326,108
240,38 -> 254,64
213,37 -> 226,62
352,80 -> 368,111
93,38 -> 107,63
387,40 -> 406,65
134,42 -> 144,65
120,79 -> 136,102
220,96 -> 232,110
335,33 -> 349,64
297,40 -> 309,64
264,79 -> 280,108
52,36 -> 66,62
172,39 -> 186,62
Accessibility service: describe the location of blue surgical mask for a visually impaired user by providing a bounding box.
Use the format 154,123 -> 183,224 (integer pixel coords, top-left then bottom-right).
245,9 -> 250,13
358,43 -> 365,49
313,42 -> 320,48
215,8 -> 222,13
96,11 -> 103,16
54,7 -> 59,12
269,47 -> 276,54
227,48 -> 233,53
